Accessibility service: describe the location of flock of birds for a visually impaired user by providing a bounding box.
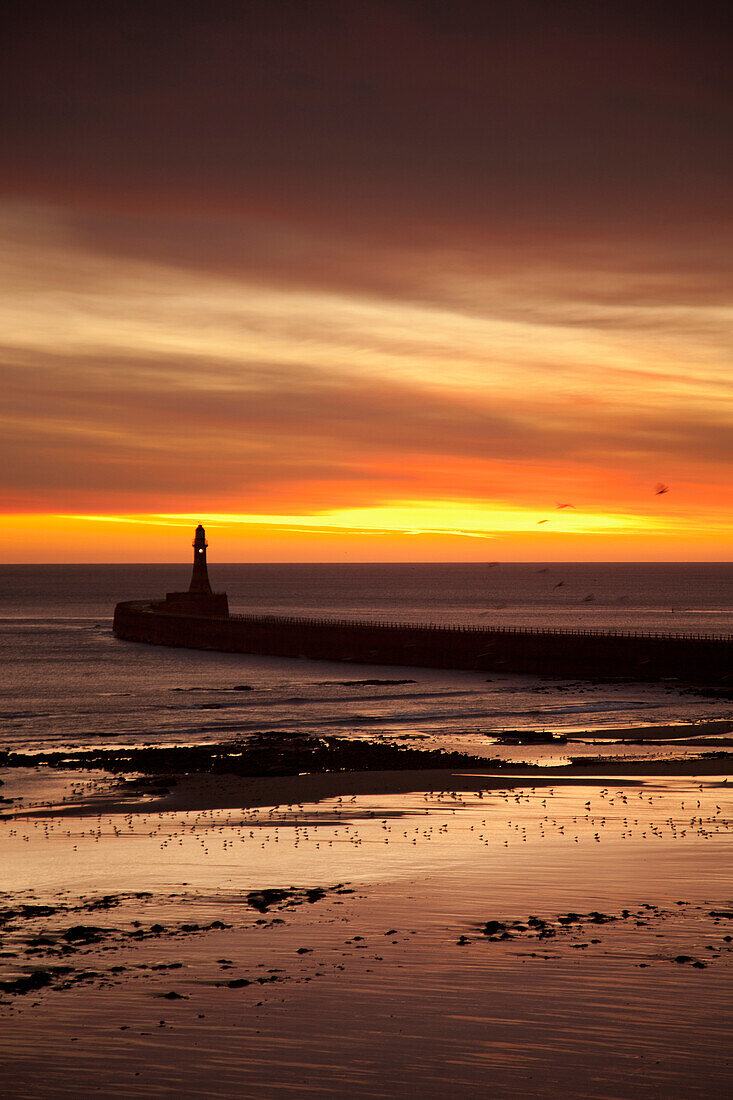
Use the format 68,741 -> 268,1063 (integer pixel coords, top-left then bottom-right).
3,783 -> 729,867
534,485 -> 669,526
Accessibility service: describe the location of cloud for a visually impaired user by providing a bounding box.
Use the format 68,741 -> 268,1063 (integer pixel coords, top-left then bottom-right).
3,4 -> 731,239
2,344 -> 732,514
2,4 -> 731,553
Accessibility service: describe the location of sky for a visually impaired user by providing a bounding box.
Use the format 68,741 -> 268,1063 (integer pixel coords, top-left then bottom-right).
2,1 -> 732,562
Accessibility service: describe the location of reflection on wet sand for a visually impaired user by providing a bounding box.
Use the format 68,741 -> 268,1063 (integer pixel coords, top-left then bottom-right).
1,776 -> 731,894
1,766 -> 731,1098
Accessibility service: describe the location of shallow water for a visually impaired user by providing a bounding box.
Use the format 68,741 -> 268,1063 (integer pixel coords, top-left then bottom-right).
1,773 -> 731,1100
2,774 -> 730,898
2,619 -> 732,759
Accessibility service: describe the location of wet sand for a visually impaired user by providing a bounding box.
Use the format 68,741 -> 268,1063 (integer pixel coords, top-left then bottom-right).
1,749 -> 731,1099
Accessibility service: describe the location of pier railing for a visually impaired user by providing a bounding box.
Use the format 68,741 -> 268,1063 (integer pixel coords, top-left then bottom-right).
226,611 -> 732,645
114,600 -> 732,683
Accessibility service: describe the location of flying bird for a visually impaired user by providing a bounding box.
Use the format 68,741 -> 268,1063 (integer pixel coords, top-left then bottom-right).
537,519 -> 549,524
655,483 -> 669,495
556,502 -> 574,509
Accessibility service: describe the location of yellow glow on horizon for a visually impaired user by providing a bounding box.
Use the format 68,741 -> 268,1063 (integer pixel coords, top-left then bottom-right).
66,501 -> 665,539
3,504 -> 732,563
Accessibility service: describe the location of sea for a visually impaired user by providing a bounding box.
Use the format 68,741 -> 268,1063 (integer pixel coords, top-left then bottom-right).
1,563 -> 732,764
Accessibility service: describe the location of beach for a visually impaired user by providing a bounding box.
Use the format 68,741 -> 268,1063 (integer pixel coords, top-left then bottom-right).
1,747 -> 731,1099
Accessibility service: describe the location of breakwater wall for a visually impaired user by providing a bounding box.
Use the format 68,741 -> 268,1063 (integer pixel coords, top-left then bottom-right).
113,601 -> 732,685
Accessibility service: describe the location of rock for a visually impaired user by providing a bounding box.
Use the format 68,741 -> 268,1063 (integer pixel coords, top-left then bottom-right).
482,921 -> 506,936
247,889 -> 291,913
1,970 -> 53,994
20,905 -> 58,919
62,926 -> 103,944
86,895 -> 119,911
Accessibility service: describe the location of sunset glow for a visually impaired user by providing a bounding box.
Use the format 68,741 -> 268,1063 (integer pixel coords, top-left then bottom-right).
6,499 -> 733,563
2,5 -> 731,562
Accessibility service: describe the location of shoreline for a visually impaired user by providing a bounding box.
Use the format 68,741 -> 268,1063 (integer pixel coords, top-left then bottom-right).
1,739 -> 730,1098
2,752 -> 731,823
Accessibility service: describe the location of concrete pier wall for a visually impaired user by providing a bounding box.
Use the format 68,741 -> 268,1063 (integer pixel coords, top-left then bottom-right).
113,601 -> 731,685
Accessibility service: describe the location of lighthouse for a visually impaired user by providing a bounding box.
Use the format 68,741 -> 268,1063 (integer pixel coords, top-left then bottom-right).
190,524 -> 213,595
155,524 -> 229,617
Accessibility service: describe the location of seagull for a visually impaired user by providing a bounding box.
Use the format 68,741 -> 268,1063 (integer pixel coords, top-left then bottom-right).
556,503 -> 574,509
655,483 -> 669,495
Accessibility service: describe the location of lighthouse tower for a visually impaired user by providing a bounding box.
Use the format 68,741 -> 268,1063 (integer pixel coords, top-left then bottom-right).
156,524 -> 229,617
189,524 -> 213,595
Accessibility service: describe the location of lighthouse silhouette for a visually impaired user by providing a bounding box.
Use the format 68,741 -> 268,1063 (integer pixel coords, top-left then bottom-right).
157,523 -> 229,617
189,524 -> 213,595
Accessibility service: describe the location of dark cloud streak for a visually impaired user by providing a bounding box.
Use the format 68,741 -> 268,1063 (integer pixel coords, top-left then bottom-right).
3,2 -> 731,240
